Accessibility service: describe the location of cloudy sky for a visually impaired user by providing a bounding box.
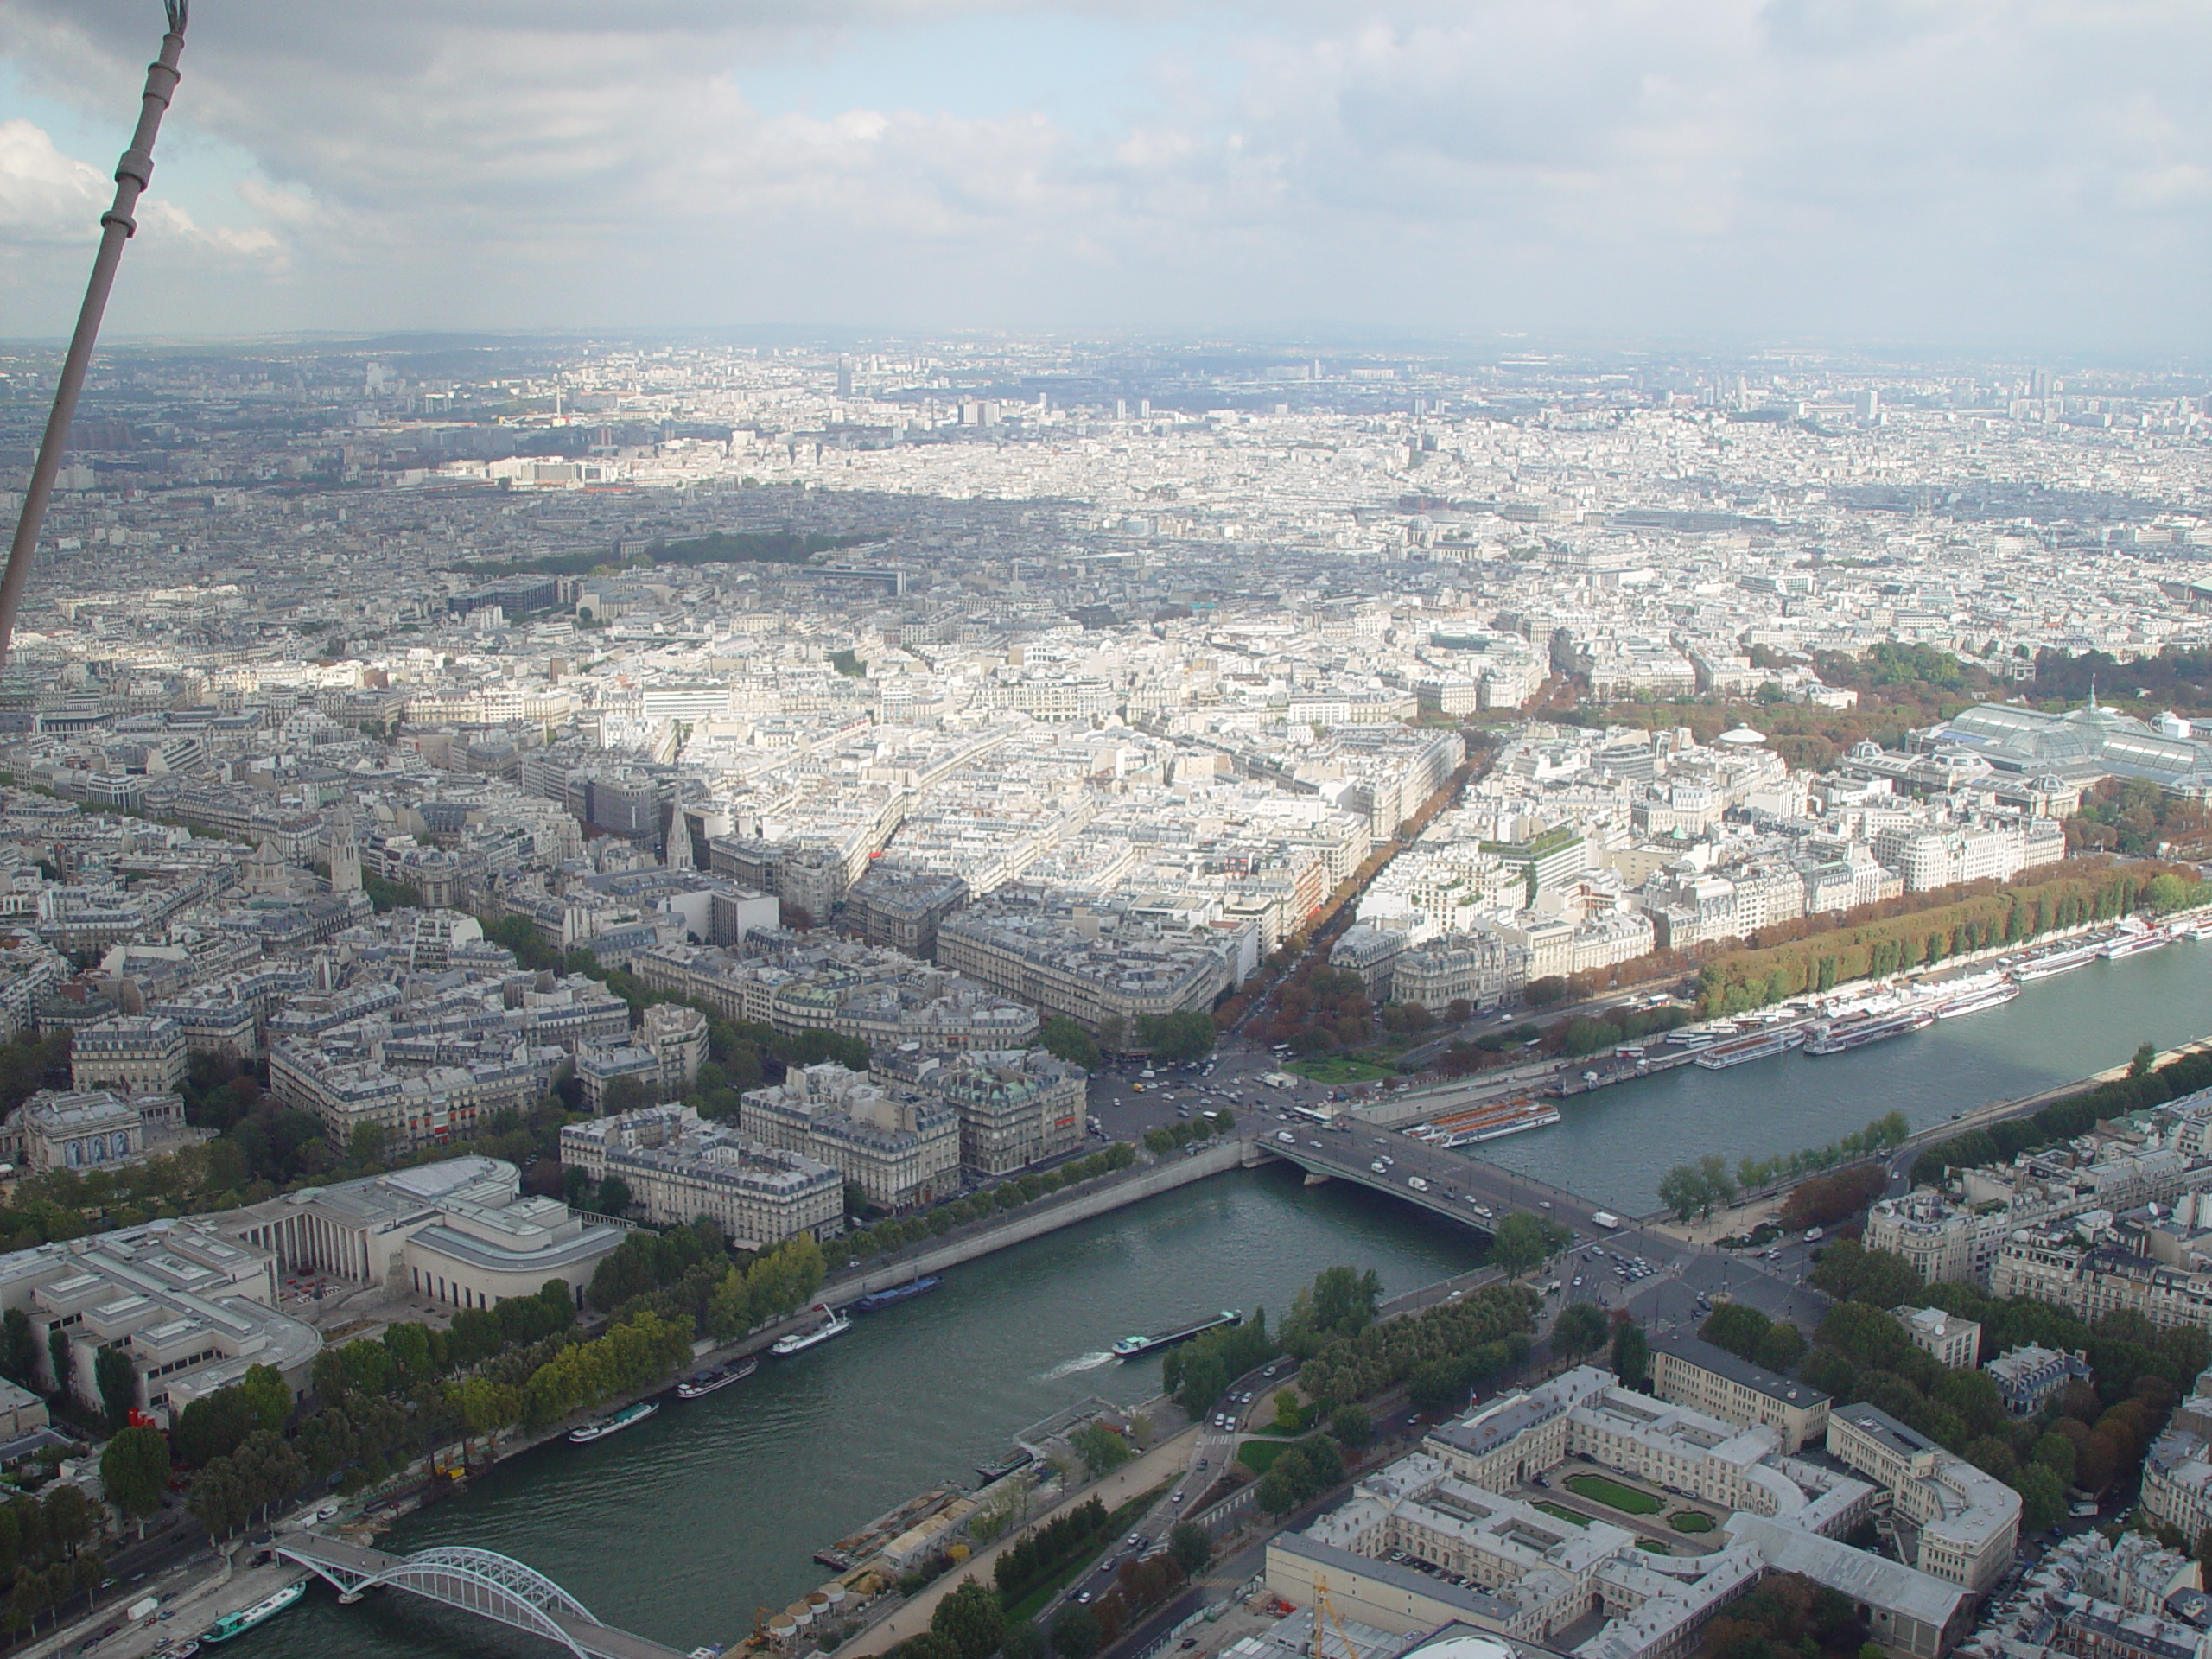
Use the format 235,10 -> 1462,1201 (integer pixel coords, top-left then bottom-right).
1,0 -> 2209,349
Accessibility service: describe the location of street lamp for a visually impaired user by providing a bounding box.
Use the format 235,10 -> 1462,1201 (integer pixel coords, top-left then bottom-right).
0,2 -> 190,670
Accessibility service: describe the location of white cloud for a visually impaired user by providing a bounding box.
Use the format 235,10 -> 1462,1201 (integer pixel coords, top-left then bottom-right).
0,0 -> 2209,345
0,117 -> 107,245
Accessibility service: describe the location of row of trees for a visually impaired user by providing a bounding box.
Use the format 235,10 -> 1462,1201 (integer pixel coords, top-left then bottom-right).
1778,1165 -> 1892,1232
824,1145 -> 1138,1270
1163,1309 -> 1281,1415
585,1219 -> 733,1314
171,1267 -> 702,1541
1141,1114 -> 1234,1156
1135,1012 -> 1218,1064
186,1428 -> 306,1538
1539,1002 -> 1694,1060
1694,861 -> 2187,1019
0,1481 -> 103,1636
1912,1039 -> 2212,1186
1654,1115 -> 1903,1225
518,1309 -> 694,1428
705,1237 -> 830,1341
1296,1282 -> 1537,1410
992,1495 -> 1112,1605
1254,1433 -> 1346,1514
1252,963 -> 1376,1058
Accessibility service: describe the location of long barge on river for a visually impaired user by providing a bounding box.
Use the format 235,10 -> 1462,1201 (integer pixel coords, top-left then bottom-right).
2013,941 -> 2107,982
1693,1027 -> 1808,1070
1408,1095 -> 1561,1146
1112,1309 -> 1240,1358
1804,1007 -> 1936,1056
853,1275 -> 942,1313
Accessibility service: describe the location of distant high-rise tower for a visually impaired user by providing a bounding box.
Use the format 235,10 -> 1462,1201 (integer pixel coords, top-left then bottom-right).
326,811 -> 362,894
836,356 -> 854,399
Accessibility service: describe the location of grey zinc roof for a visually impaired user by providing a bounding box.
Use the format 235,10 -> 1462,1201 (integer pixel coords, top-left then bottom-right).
1651,1332 -> 1830,1410
1270,1532 -> 1518,1624
1724,1515 -> 1968,1628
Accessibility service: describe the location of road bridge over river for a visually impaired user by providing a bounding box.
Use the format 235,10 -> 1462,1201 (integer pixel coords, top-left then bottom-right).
1254,1128 -> 1815,1330
1260,1123 -> 1618,1242
272,1532 -> 691,1659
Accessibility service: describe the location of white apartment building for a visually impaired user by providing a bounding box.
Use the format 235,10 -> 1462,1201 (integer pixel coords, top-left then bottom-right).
1826,1403 -> 2019,1594
69,1014 -> 188,1096
560,1104 -> 842,1248
741,1063 -> 960,1209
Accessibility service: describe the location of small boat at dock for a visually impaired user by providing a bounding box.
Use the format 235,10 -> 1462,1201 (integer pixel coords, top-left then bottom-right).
771,1305 -> 852,1357
676,1357 -> 759,1399
569,1400 -> 660,1444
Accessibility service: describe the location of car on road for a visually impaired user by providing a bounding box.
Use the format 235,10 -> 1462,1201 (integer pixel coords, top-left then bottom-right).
1128,1534 -> 1144,1547
1077,1592 -> 1094,1605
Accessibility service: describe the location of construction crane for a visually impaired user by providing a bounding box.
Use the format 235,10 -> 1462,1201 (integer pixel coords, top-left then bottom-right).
1310,1574 -> 1360,1659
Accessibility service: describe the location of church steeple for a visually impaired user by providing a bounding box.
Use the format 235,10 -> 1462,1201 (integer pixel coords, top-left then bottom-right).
326,807 -> 362,893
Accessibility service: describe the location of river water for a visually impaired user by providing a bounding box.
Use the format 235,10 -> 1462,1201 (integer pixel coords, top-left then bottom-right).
238,1162 -> 1480,1658
1476,939 -> 2212,1213
224,942 -> 2212,1657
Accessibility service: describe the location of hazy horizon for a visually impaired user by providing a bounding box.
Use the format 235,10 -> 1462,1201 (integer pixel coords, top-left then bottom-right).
3,1 -> 2209,353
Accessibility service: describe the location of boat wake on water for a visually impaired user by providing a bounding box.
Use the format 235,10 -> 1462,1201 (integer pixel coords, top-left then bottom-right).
1037,1351 -> 1115,1381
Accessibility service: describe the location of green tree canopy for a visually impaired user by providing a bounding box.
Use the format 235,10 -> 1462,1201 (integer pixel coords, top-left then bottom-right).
93,1346 -> 137,1429
1488,1211 -> 1559,1278
1328,1403 -> 1373,1448
1135,1011 -> 1217,1064
1611,1323 -> 1649,1389
1038,1017 -> 1102,1071
99,1427 -> 170,1534
1070,1423 -> 1134,1478
1554,1301 -> 1610,1358
931,1580 -> 1007,1659
1167,1521 -> 1213,1576
1050,1604 -> 1103,1659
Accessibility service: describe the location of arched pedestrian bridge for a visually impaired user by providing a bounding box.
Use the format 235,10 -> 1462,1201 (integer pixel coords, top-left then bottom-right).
273,1532 -> 690,1659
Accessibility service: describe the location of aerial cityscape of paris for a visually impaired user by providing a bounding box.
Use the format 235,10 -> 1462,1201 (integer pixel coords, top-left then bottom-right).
3,3 -> 2212,1659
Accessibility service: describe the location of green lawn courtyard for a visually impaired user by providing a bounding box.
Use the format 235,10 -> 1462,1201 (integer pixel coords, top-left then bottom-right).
1562,1473 -> 1662,1516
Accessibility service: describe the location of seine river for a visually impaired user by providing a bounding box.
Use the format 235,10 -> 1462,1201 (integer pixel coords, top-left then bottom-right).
238,1164 -> 1481,1657
227,941 -> 2212,1657
1478,939 -> 2212,1213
